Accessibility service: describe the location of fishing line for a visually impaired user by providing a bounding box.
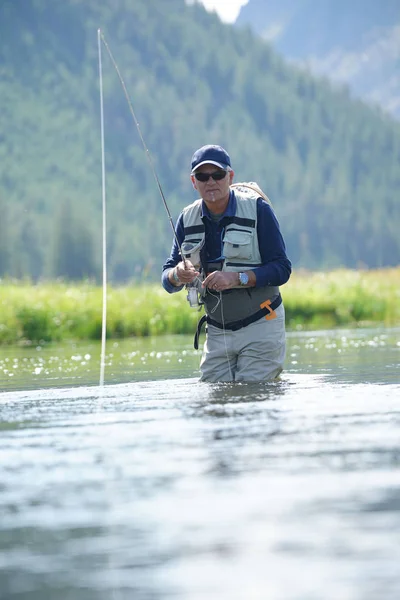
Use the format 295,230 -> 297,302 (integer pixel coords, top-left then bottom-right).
97,29 -> 190,386
98,29 -> 107,387
97,30 -> 233,383
205,286 -> 234,381
217,291 -> 234,381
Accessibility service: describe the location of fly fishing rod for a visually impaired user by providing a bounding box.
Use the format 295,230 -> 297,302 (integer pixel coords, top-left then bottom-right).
98,30 -> 186,262
97,29 -> 188,386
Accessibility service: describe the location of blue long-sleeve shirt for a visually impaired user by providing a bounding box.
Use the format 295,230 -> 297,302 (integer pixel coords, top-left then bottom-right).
162,190 -> 291,293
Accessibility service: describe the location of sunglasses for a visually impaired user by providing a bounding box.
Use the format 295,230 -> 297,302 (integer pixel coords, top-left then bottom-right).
194,170 -> 227,182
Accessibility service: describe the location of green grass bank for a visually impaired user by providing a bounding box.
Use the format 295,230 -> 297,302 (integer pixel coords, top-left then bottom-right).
0,268 -> 399,345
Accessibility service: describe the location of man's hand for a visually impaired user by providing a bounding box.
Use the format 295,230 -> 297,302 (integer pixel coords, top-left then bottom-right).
203,270 -> 256,291
170,260 -> 199,286
202,271 -> 240,291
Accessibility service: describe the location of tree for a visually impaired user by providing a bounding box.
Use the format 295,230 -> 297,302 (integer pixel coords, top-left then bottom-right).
50,199 -> 99,280
0,195 -> 10,277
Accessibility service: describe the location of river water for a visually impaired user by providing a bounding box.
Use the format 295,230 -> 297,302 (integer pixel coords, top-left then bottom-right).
0,327 -> 399,599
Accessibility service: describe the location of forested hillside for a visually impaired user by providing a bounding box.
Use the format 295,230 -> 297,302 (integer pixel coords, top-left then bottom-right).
1,0 -> 399,282
236,0 -> 400,118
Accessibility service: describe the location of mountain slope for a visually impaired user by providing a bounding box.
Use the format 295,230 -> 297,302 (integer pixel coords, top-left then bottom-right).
236,0 -> 400,118
0,0 -> 399,282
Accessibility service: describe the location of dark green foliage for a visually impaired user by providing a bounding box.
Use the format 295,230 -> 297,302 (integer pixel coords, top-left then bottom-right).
50,200 -> 99,280
16,307 -> 56,343
0,0 -> 399,283
0,196 -> 10,276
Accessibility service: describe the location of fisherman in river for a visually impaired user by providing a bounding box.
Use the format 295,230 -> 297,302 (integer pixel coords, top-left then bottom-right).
162,144 -> 292,382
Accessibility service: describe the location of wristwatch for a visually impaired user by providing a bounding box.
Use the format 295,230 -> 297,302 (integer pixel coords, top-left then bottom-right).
238,272 -> 249,286
172,267 -> 181,284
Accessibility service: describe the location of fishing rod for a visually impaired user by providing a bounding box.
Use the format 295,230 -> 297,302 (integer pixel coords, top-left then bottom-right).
98,30 -> 187,265
97,33 -> 232,383
97,29 -> 192,386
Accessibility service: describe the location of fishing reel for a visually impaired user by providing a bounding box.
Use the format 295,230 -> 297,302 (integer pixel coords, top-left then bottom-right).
187,286 -> 200,308
186,278 -> 205,309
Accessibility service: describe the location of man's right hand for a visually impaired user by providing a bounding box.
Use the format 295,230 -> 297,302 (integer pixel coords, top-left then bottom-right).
170,260 -> 199,286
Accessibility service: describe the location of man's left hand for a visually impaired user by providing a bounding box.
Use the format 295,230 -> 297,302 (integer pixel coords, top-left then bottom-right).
202,271 -> 239,291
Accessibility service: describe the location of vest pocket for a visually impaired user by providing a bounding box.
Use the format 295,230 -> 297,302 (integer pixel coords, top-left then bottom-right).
223,229 -> 253,259
181,238 -> 204,267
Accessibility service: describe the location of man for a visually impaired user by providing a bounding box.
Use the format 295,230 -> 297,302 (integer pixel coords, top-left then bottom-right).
162,144 -> 291,382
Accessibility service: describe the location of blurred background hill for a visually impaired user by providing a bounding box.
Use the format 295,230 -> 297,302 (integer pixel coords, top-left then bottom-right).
236,0 -> 400,119
1,0 -> 399,282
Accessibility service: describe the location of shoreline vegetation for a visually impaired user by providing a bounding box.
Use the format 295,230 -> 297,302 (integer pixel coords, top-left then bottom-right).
0,268 -> 399,346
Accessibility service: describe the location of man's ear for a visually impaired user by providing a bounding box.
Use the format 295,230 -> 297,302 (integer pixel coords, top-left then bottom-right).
228,170 -> 235,184
191,175 -> 197,190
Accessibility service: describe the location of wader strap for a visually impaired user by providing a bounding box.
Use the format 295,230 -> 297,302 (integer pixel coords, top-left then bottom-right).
194,315 -> 208,350
193,294 -> 282,349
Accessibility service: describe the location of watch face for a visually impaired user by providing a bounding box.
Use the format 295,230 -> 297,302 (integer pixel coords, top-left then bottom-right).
240,272 -> 249,285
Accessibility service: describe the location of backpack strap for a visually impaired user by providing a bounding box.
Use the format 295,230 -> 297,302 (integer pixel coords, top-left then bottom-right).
230,182 -> 273,207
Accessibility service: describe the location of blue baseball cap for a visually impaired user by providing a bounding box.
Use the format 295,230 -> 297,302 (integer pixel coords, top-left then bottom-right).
191,144 -> 231,173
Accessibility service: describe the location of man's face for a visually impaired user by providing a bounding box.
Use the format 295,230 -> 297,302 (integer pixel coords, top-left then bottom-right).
191,164 -> 234,211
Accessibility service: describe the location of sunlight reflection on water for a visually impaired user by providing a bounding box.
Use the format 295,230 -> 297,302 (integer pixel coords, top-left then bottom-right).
0,327 -> 399,391
0,328 -> 399,599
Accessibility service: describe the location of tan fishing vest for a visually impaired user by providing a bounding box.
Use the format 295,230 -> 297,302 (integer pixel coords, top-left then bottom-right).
181,187 -> 262,275
181,186 -> 280,324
